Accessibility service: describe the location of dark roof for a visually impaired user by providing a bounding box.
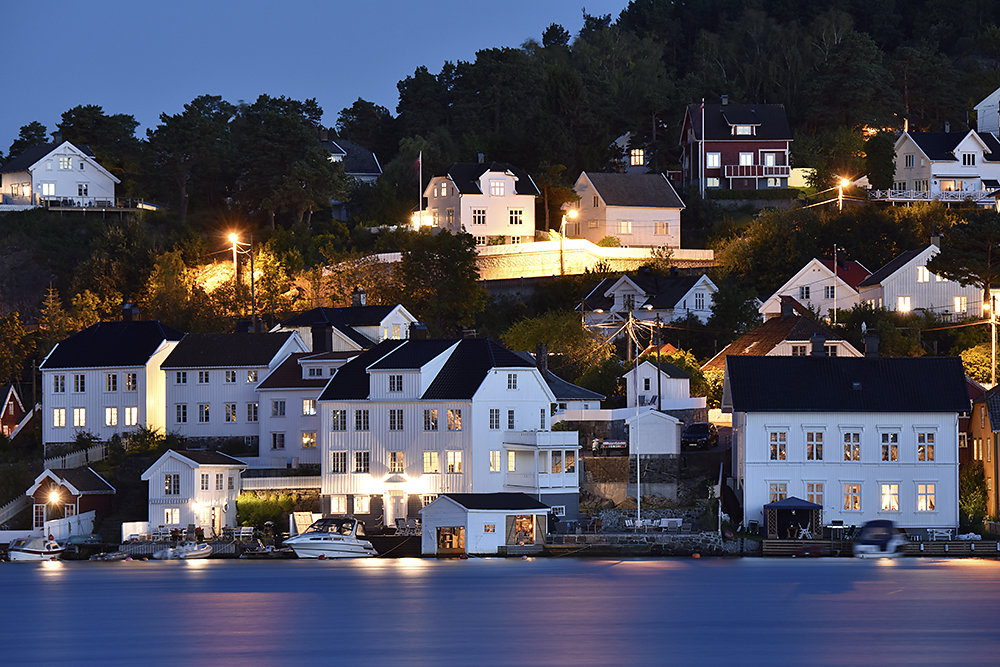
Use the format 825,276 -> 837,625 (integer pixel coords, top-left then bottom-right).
703,316 -> 846,372
438,162 -> 540,196
685,103 -> 792,142
725,356 -> 970,413
817,259 -> 871,290
542,369 -> 605,401
40,321 -> 184,370
581,273 -> 707,312
641,360 -> 691,380
980,133 -> 1000,162
257,353 -> 329,390
368,340 -> 456,370
318,340 -> 407,400
320,138 -> 382,176
858,247 -> 928,287
161,332 -> 295,368
283,305 -> 395,328
984,385 -> 1000,432
583,172 -> 685,209
172,450 -> 247,466
904,131 -> 1000,162
582,277 -> 616,311
439,492 -> 549,511
422,339 -> 535,400
50,467 -> 115,494
763,496 -> 821,511
0,141 -> 95,173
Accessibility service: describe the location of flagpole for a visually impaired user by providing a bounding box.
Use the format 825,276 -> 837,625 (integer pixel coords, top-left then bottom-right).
418,150 -> 423,221
699,98 -> 705,198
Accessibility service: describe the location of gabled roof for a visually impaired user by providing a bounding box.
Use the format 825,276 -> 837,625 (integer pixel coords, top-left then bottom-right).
581,172 -> 685,209
626,359 -> 691,380
320,137 -> 382,176
436,492 -> 549,511
0,384 -> 24,415
171,450 -> 248,466
702,316 -> 843,372
684,103 -> 792,142
629,273 -> 706,310
904,131 -> 1000,162
857,246 -> 930,288
161,332 -> 295,368
541,369 -> 605,401
436,162 -> 540,196
318,340 -> 407,400
0,141 -> 95,173
725,356 -> 969,413
817,259 -> 871,290
40,321 -> 184,370
422,339 -> 535,400
283,305 -> 396,328
257,353 -> 329,390
368,340 -> 455,370
28,467 -> 115,496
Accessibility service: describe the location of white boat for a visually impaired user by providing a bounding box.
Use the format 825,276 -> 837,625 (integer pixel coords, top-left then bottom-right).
853,520 -> 907,558
152,541 -> 213,560
283,517 -> 377,559
8,537 -> 64,561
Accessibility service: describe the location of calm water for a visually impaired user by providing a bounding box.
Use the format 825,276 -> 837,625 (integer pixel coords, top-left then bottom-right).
3,557 -> 1000,666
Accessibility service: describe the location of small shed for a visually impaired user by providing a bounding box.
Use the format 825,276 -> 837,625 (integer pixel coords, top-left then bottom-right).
419,493 -> 550,555
25,467 -> 116,531
763,496 -> 822,539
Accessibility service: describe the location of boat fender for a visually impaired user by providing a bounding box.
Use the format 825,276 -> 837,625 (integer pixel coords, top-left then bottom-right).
318,554 -> 327,560
459,553 -> 469,560
692,553 -> 701,559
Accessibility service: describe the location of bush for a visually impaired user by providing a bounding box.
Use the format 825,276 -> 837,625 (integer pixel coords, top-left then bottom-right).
707,188 -> 801,201
236,492 -> 299,529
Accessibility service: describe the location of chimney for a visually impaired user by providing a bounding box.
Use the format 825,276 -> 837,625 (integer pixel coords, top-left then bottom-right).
944,121 -> 951,133
319,128 -> 329,142
352,286 -> 366,307
535,342 -> 549,375
780,295 -> 795,319
51,131 -> 62,144
409,322 -> 429,340
122,301 -> 139,322
931,234 -> 941,248
810,333 -> 826,357
311,325 -> 332,353
864,331 -> 880,358
477,152 -> 485,164
721,94 -> 729,105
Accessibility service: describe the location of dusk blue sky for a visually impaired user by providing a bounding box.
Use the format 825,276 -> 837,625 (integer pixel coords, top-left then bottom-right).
2,0 -> 631,154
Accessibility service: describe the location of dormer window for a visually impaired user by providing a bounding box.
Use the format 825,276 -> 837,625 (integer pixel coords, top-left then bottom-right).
307,368 -> 323,377
489,180 -> 505,196
962,153 -> 976,166
733,125 -> 753,136
388,374 -> 403,392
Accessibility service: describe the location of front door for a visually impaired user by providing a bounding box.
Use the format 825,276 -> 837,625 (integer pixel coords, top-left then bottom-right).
389,491 -> 405,527
437,527 -> 466,554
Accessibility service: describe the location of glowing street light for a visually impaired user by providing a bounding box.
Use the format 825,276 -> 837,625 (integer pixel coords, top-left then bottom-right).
560,208 -> 579,275
838,177 -> 851,212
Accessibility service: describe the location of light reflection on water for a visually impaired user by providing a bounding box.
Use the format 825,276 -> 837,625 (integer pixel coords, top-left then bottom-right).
3,557 -> 1000,666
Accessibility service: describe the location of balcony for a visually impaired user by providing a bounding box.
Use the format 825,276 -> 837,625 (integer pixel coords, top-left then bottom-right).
503,430 -> 579,448
504,470 -> 578,491
724,164 -> 790,179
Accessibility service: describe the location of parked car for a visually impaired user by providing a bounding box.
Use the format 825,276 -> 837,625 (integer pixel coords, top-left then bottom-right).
681,422 -> 718,450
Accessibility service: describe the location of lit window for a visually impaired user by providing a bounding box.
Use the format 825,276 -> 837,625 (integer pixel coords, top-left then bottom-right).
917,483 -> 936,511
484,524 -> 496,533
446,451 -> 462,473
654,222 -> 668,235
225,403 -> 236,423
59,156 -> 72,169
806,482 -> 823,506
303,399 -> 317,416
447,409 -> 462,431
330,451 -> 346,473
881,433 -> 898,461
954,296 -> 967,313
806,432 -> 823,460
105,407 -> 117,426
735,126 -> 753,136
706,153 -> 720,169
916,266 -> 929,283
881,483 -> 899,511
164,508 -> 180,524
490,450 -> 502,472
53,408 -> 66,427
769,432 -> 786,461
73,408 -> 86,427
354,496 -> 370,513
508,451 -> 516,472
618,220 -> 632,234
423,451 -> 439,473
302,431 -> 316,448
247,370 -> 258,383
106,374 -> 117,392
843,432 -> 861,461
630,149 -> 644,166
897,296 -> 912,312
330,496 -> 347,514
489,180 -> 505,196
768,482 -> 787,503
706,177 -> 720,188
389,451 -> 404,473
424,409 -> 438,431
739,152 -> 753,166
843,483 -> 861,511
331,410 -> 347,431
225,370 -> 237,383
389,409 -> 403,431
917,432 -> 935,461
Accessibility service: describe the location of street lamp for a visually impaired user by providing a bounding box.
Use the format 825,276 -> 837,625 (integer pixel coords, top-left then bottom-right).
560,208 -> 578,275
838,178 -> 851,212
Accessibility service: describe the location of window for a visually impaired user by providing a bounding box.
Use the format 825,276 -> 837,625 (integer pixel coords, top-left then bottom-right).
73,408 -> 86,427
540,408 -> 546,430
881,433 -> 898,461
843,432 -> 861,461
271,433 -> 285,450
331,409 -> 347,431
551,451 -> 563,473
644,378 -> 651,391
507,409 -> 515,430
330,451 -> 347,473
917,432 -> 935,461
355,409 -> 369,431
916,266 -> 930,283
392,324 -> 402,339
824,285 -> 835,300
474,236 -> 488,245
917,483 -> 936,511
59,156 -> 72,170
694,292 -> 705,310
53,375 -> 65,393
389,409 -> 403,431
424,409 -> 438,431
880,483 -> 899,511
806,482 -> 824,506
164,474 -> 180,495
955,296 -> 968,313
272,400 -> 285,417
489,180 -> 505,196
446,209 -> 455,225
447,451 -> 462,473
490,450 -> 502,472
106,374 -> 117,392
198,371 -> 209,384
227,476 -> 234,491
484,523 -> 496,533
302,431 -> 316,448
508,451 -> 516,472
422,494 -> 438,507
825,345 -> 838,357
423,451 -> 439,473
53,408 -> 66,428
388,375 -> 403,392
447,409 -> 462,431
769,431 -> 786,461
806,431 -> 823,461
124,406 -> 138,426
489,408 -> 500,430
509,209 -> 523,225
791,345 -> 807,356
706,152 -> 720,169
355,451 -> 370,473
125,373 -> 137,391
303,399 -> 317,416
330,496 -> 347,514
74,374 -> 86,392
799,285 -> 810,300
735,125 -> 753,136
706,177 -> 720,188
472,208 -> 486,225
507,373 -> 518,390
389,451 -> 404,473
897,296 -> 911,312
176,372 -> 187,384
176,404 -> 187,423
843,483 -> 861,511
164,508 -> 180,524
215,473 -> 223,491
768,482 -> 787,503
307,367 -> 323,377
739,152 -> 753,166
201,474 -> 209,491
630,148 -> 645,166
974,438 -> 983,460
105,407 -> 118,426
41,182 -> 55,196
654,222 -> 668,235
247,370 -> 258,383
224,403 -> 236,423
566,451 -> 576,473
623,294 -> 636,311
247,402 -> 258,422
198,404 -> 209,423
618,220 -> 632,234
354,496 -> 370,514
904,154 -> 914,168
963,153 -> 976,166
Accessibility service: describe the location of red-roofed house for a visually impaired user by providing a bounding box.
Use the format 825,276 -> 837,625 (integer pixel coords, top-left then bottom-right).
759,258 -> 872,320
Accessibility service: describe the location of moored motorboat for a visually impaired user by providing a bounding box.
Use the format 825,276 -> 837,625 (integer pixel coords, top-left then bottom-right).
8,536 -> 64,561
283,517 -> 377,559
89,551 -> 131,561
853,520 -> 907,558
152,541 -> 213,560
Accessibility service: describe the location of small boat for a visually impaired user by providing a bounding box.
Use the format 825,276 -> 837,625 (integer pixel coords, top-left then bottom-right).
283,517 -> 377,559
89,551 -> 130,562
8,537 -> 64,562
853,520 -> 907,558
152,541 -> 213,560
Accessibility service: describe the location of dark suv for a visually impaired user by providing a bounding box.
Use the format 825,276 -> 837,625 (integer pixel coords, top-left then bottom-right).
681,422 -> 719,450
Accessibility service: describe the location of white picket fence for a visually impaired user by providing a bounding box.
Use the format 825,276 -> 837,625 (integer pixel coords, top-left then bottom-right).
45,510 -> 95,541
44,443 -> 109,470
0,495 -> 28,526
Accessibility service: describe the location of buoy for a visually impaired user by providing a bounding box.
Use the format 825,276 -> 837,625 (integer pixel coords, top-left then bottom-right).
459,553 -> 469,560
692,553 -> 701,559
318,554 -> 327,560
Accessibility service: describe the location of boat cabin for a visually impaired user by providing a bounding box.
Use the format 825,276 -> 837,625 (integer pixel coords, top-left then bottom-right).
419,492 -> 550,556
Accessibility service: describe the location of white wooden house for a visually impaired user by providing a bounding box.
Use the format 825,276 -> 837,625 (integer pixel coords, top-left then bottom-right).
0,140 -> 119,206
759,258 -> 872,320
582,270 -> 717,328
140,449 -> 247,535
272,295 -> 417,353
569,172 -> 684,248
419,492 -> 550,555
622,360 -> 692,408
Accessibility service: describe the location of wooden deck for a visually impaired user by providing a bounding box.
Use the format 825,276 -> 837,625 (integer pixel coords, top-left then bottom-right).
763,539 -> 1000,557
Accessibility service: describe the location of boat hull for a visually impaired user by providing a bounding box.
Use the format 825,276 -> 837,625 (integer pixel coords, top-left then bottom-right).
285,539 -> 376,559
152,543 -> 213,560
7,538 -> 64,561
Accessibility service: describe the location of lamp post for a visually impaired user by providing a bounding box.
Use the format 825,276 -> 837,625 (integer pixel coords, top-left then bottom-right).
560,208 -> 578,276
228,232 -> 239,285
837,178 -> 850,212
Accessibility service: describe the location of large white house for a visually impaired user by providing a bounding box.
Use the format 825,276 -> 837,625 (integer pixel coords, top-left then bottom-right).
724,354 -> 969,536
317,338 -> 582,527
857,243 -> 982,318
141,449 -> 247,535
40,319 -> 184,446
272,297 -> 418,353
161,332 -> 308,448
759,258 -> 872,320
0,140 -> 120,206
582,270 -> 718,328
419,161 -> 539,245
569,172 -> 685,248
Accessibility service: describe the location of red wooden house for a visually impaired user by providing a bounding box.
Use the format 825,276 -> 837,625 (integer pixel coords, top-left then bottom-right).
26,467 -> 115,530
679,98 -> 793,192
0,384 -> 26,437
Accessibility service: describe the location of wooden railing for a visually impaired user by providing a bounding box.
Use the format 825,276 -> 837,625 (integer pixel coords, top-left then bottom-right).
241,476 -> 322,491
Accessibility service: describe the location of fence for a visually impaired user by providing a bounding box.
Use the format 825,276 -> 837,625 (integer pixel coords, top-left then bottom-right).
45,510 -> 95,541
241,476 -> 322,491
44,443 -> 109,470
0,495 -> 29,526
